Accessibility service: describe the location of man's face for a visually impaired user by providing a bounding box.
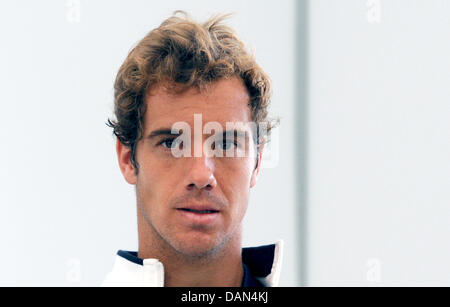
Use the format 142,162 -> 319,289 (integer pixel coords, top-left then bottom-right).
117,77 -> 263,257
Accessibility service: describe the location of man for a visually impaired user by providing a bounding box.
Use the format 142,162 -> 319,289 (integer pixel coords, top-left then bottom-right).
103,11 -> 283,287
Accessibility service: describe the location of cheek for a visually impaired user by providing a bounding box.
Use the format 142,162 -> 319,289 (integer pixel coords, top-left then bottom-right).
217,158 -> 253,212
136,156 -> 175,212
227,157 -> 254,185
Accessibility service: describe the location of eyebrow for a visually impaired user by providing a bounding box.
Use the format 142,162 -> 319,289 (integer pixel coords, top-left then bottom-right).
146,128 -> 249,140
223,129 -> 248,140
146,129 -> 180,139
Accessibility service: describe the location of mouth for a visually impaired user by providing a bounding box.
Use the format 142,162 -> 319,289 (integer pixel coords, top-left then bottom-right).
175,206 -> 221,225
177,208 -> 220,214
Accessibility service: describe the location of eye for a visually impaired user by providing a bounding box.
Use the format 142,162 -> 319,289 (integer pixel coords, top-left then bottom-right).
216,140 -> 237,150
160,138 -> 182,149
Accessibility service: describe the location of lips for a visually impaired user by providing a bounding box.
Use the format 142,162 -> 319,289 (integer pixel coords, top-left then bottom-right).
177,208 -> 219,214
176,204 -> 221,214
179,208 -> 219,214
175,204 -> 221,225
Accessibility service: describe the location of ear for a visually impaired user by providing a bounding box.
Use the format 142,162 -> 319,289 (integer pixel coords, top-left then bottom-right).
250,140 -> 265,188
116,139 -> 137,185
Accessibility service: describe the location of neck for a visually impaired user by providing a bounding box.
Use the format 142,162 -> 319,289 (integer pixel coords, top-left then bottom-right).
137,213 -> 243,287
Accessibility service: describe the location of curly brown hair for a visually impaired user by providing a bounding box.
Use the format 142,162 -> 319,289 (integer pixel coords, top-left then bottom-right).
107,11 -> 278,173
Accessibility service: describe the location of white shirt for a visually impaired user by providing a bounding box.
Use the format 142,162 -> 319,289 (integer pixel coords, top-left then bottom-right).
101,240 -> 284,287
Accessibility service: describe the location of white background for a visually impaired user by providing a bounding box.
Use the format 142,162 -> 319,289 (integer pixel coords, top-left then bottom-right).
306,0 -> 450,286
0,0 -> 297,286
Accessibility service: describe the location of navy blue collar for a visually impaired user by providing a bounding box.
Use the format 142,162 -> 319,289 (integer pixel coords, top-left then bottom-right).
241,263 -> 264,287
117,250 -> 142,265
117,243 -> 275,287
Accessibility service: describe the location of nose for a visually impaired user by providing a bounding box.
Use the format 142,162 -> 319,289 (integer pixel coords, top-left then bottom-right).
185,155 -> 217,191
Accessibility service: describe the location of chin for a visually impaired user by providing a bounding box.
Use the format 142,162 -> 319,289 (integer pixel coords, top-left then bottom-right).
171,232 -> 226,258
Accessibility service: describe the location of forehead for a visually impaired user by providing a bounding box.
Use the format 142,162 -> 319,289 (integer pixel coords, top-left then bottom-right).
143,77 -> 251,132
